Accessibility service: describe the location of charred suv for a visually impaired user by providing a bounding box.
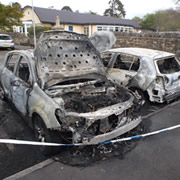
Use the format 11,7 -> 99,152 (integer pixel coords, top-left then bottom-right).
0,31 -> 141,154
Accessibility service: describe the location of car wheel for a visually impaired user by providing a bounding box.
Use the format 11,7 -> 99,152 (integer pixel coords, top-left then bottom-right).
0,87 -> 7,101
33,115 -> 62,156
10,47 -> 15,50
131,89 -> 149,106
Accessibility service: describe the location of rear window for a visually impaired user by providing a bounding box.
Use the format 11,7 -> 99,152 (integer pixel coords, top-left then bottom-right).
0,35 -> 12,40
156,57 -> 180,74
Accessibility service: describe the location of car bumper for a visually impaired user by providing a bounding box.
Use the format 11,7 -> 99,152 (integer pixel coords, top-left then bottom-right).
64,95 -> 142,144
0,43 -> 14,48
82,117 -> 142,144
163,87 -> 180,102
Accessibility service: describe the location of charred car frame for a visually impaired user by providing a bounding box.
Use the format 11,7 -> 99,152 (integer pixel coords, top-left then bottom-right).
101,48 -> 180,104
0,31 -> 141,154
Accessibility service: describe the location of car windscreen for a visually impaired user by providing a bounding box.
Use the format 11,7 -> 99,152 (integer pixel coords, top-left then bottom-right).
0,35 -> 12,40
156,57 -> 180,74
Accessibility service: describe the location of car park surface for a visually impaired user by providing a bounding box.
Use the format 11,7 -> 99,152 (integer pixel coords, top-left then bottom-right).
5,101 -> 180,180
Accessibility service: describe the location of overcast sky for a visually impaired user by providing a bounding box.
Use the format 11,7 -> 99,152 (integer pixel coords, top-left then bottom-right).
0,0 -> 177,19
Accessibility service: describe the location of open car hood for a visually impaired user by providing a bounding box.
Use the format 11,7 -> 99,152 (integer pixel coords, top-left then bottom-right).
34,31 -> 106,88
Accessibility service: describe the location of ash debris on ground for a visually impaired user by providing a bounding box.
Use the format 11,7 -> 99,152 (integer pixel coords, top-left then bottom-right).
53,120 -> 151,167
0,96 -> 178,178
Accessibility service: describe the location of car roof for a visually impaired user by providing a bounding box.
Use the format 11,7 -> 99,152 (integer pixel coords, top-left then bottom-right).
0,34 -> 11,36
103,47 -> 175,59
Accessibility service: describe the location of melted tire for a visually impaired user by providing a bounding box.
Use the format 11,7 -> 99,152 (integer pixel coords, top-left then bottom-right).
33,115 -> 62,156
0,87 -> 7,101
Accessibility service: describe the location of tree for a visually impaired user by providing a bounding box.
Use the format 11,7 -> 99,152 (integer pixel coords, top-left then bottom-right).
132,16 -> 142,25
88,11 -> 98,15
61,6 -> 73,12
0,3 -> 23,31
141,14 -> 156,29
28,26 -> 51,38
12,2 -> 21,10
155,9 -> 180,31
175,0 -> 180,11
104,0 -> 126,18
141,9 -> 180,31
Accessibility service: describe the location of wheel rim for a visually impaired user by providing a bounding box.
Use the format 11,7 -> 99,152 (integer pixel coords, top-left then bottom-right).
34,121 -> 46,143
134,90 -> 145,105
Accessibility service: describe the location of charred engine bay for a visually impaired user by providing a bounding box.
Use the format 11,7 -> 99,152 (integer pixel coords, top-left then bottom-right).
46,79 -> 152,166
62,80 -> 130,113
47,79 -> 139,143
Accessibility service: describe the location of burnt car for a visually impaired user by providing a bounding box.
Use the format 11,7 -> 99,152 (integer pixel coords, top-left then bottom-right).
0,31 -> 141,155
101,47 -> 180,104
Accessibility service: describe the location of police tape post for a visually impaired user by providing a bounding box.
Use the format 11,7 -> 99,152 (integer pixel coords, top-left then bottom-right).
0,124 -> 180,147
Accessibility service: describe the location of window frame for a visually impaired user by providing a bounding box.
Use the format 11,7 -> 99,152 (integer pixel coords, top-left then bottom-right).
110,53 -> 140,72
68,26 -> 73,32
155,57 -> 180,74
5,53 -> 20,73
15,55 -> 32,85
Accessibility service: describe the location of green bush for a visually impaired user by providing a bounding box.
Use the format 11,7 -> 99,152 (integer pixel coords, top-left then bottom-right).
28,26 -> 51,38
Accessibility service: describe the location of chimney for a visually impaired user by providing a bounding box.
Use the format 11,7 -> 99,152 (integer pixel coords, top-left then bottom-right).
52,16 -> 64,30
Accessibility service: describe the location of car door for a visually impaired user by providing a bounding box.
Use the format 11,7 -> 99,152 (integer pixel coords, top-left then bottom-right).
107,53 -> 139,86
10,55 -> 32,115
1,53 -> 20,99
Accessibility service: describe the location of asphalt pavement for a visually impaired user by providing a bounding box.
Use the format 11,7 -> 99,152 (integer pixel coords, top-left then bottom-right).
5,101 -> 180,180
0,46 -> 47,179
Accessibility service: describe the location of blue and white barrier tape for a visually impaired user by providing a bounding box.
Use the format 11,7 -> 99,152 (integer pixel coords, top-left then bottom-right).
0,124 -> 180,147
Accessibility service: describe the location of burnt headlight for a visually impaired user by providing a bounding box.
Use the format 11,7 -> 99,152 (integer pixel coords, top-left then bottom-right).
66,116 -> 85,128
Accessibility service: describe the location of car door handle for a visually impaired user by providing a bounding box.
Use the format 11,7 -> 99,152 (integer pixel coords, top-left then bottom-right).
11,80 -> 20,87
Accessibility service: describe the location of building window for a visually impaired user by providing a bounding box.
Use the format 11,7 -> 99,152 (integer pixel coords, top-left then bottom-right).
109,27 -> 114,31
97,26 -> 102,31
68,26 -> 73,32
84,26 -> 89,35
115,27 -> 119,31
27,11 -> 30,16
102,26 -> 108,31
97,25 -> 134,33
120,27 -> 124,32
